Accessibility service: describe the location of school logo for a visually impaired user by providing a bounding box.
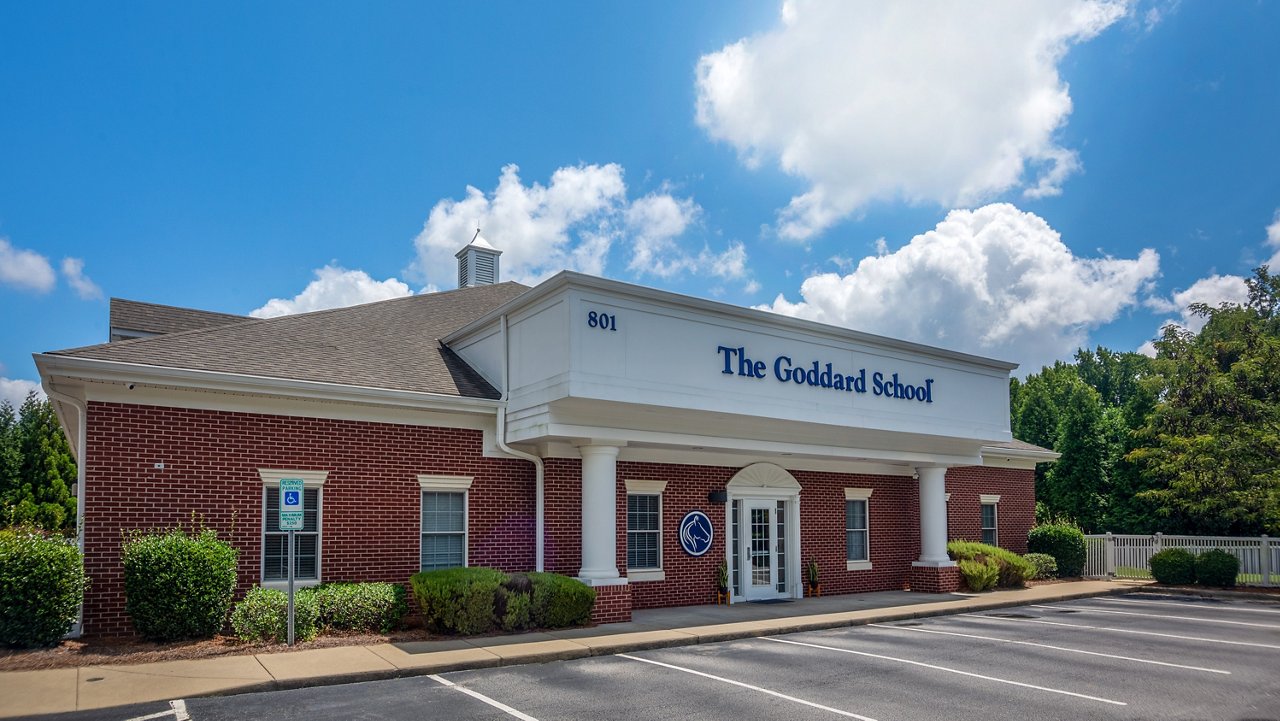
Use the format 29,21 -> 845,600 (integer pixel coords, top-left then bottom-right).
679,510 -> 714,557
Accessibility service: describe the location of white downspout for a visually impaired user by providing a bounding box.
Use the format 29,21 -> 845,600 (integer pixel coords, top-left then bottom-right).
493,315 -> 545,572
44,386 -> 86,638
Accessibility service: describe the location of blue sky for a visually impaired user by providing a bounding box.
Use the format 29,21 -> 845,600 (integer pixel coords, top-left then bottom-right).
2,1 -> 1279,405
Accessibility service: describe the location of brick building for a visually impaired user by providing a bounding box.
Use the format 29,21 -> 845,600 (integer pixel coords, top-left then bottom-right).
37,237 -> 1053,636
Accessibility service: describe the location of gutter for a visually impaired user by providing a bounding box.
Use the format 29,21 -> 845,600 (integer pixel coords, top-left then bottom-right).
493,315 -> 546,572
42,384 -> 86,639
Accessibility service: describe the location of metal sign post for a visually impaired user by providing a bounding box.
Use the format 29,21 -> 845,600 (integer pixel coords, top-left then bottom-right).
279,479 -> 305,646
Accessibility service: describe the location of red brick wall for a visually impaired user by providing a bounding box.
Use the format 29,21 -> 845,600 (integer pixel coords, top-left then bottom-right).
590,584 -> 633,625
944,466 -> 1035,554
82,401 -> 535,637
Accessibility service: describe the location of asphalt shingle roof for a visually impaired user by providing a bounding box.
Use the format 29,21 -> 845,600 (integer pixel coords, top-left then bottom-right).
56,283 -> 530,399
110,298 -> 250,337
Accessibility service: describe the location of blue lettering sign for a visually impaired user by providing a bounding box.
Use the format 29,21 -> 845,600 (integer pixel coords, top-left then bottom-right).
722,346 -> 933,403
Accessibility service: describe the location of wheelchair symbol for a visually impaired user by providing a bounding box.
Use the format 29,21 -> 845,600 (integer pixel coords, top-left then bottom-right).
283,490 -> 300,506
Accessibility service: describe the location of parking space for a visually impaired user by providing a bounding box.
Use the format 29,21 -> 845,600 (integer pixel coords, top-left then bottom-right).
44,594 -> 1280,721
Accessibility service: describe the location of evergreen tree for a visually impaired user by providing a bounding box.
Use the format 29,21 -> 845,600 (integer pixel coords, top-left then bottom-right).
3,393 -> 78,532
1044,382 -> 1108,532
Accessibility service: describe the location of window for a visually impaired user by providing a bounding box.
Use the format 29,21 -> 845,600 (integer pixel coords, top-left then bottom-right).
980,494 -> 1000,546
420,476 -> 472,571
625,479 -> 666,581
845,488 -> 873,570
259,469 -> 328,585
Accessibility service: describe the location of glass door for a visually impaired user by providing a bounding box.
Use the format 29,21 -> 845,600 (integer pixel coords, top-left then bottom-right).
744,499 -> 778,600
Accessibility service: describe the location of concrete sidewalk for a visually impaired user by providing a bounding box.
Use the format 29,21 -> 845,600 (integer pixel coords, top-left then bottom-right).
0,580 -> 1142,718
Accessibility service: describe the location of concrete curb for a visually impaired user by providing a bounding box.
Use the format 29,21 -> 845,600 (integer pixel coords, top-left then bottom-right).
1132,585 -> 1280,603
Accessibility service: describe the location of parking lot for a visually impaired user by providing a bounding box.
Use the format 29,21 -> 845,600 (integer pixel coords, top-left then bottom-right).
40,593 -> 1280,721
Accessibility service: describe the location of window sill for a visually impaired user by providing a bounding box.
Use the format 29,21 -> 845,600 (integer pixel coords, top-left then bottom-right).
627,569 -> 666,582
262,578 -> 322,589
846,561 -> 872,571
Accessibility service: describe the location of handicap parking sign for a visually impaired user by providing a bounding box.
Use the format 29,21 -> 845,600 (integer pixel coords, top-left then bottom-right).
279,479 -> 304,531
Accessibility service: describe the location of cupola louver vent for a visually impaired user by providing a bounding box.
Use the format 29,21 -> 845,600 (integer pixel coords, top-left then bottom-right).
455,229 -> 502,288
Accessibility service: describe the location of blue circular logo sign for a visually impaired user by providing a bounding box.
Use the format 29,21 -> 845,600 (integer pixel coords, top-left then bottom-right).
679,510 -> 714,557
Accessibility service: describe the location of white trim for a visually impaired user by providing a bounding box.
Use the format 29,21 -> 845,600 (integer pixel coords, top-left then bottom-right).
944,492 -> 951,502
259,469 -> 329,488
420,486 -> 470,570
625,479 -> 668,494
625,485 -> 664,576
846,560 -> 873,571
419,475 -> 475,491
981,498 -> 999,546
979,494 -> 1002,504
843,487 -> 873,501
728,462 -> 802,491
845,496 -> 870,564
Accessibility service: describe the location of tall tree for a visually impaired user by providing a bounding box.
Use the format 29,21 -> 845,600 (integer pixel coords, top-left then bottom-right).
1044,382 -> 1108,532
3,393 -> 78,532
1130,267 -> 1280,536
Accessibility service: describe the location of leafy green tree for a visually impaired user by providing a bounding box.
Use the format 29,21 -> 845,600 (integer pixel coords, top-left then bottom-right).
1044,382 -> 1108,532
0,402 -> 20,508
1130,267 -> 1280,536
2,393 -> 77,533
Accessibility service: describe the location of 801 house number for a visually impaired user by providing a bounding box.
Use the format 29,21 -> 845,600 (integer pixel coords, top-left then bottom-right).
587,310 -> 617,331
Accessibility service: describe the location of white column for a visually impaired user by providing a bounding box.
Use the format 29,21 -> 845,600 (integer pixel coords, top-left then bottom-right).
578,444 -> 624,583
915,466 -> 953,566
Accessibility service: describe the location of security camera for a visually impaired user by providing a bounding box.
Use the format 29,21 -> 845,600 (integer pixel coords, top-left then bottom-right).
126,383 -> 136,390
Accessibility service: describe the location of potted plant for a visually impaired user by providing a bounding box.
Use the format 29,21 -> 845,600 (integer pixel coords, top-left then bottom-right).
805,558 -> 821,597
715,560 -> 730,604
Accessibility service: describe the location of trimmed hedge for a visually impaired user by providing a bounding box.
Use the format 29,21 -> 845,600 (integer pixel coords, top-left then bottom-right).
121,528 -> 237,641
1194,549 -> 1239,588
1150,547 -> 1196,585
529,572 -> 595,627
410,568 -> 595,635
230,586 -> 319,642
1023,553 -> 1058,580
0,528 -> 87,647
308,582 -> 408,633
1027,523 -> 1087,578
958,558 -> 999,592
947,540 -> 1033,588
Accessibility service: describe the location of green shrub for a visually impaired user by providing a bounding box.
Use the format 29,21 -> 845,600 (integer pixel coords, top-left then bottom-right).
1194,549 -> 1239,588
1027,523 -> 1087,578
529,572 -> 595,627
1149,547 -> 1196,585
1023,553 -> 1058,580
411,567 -> 506,634
958,558 -> 999,592
307,582 -> 407,633
0,528 -> 87,647
230,586 -> 319,642
947,540 -> 1033,588
500,591 -> 533,631
121,528 -> 237,641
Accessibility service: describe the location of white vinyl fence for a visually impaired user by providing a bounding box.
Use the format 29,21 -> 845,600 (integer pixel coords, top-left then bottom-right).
1084,533 -> 1276,586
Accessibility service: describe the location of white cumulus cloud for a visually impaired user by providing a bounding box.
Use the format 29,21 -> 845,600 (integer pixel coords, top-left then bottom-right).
250,265 -> 413,318
0,377 -> 44,408
411,163 -> 747,287
760,203 -> 1159,371
61,257 -> 103,300
695,0 -> 1130,241
0,238 -> 57,293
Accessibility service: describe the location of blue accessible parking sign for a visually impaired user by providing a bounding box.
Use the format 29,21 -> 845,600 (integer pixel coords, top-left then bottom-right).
279,479 -> 304,531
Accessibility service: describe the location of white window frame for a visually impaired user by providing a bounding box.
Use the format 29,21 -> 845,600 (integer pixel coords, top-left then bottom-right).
419,475 -> 472,571
625,479 -> 667,582
259,469 -> 328,589
980,494 -> 1000,547
844,488 -> 873,571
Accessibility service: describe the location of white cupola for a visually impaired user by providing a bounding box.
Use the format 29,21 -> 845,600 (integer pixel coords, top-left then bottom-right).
455,229 -> 502,288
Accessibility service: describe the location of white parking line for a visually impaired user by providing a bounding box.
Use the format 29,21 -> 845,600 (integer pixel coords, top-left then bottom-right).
965,613 -> 1280,650
617,653 -> 878,720
762,637 -> 1126,706
428,674 -> 539,721
1094,596 -> 1280,615
1029,604 -> 1280,629
123,701 -> 189,721
868,623 -> 1230,674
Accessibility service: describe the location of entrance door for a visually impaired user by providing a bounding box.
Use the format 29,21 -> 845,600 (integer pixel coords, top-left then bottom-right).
743,499 -> 779,600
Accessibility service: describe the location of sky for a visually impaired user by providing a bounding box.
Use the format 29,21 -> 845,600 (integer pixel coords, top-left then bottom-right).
2,0 -> 1279,407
